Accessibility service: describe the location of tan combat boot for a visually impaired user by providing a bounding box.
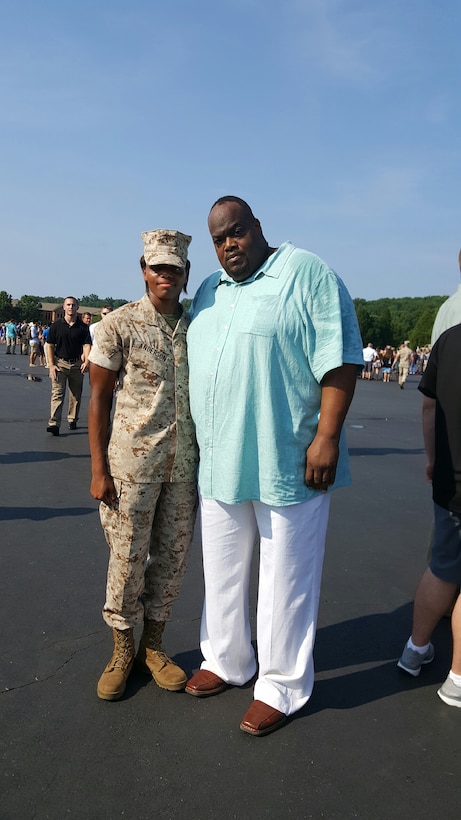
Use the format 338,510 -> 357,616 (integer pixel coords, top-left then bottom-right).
97,628 -> 135,701
136,620 -> 187,691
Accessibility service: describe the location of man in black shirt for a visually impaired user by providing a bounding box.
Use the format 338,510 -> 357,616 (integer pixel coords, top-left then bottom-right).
398,323 -> 461,707
46,296 -> 91,435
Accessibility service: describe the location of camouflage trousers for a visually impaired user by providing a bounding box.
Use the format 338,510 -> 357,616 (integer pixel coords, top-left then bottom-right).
100,480 -> 198,630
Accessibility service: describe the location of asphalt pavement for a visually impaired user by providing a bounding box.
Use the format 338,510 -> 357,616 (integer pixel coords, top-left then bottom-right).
1,346 -> 460,819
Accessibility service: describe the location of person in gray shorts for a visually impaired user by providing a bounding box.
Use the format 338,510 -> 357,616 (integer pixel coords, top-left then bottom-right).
397,323 -> 461,707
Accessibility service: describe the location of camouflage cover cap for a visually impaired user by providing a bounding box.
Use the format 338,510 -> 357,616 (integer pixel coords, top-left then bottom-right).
141,229 -> 192,268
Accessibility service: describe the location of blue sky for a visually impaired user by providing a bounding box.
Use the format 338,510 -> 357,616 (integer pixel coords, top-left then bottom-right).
1,0 -> 460,303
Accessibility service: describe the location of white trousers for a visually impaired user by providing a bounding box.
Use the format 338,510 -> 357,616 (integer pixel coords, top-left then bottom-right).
199,493 -> 331,716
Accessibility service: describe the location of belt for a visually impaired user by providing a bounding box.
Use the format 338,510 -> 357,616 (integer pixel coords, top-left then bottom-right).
58,357 -> 81,363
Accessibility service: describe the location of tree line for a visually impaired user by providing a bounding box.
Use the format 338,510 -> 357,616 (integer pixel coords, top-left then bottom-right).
353,295 -> 446,350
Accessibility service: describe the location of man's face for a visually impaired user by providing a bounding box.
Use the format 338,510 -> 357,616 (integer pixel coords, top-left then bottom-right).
101,308 -> 112,319
82,314 -> 91,325
143,264 -> 187,307
63,299 -> 78,321
208,202 -> 267,282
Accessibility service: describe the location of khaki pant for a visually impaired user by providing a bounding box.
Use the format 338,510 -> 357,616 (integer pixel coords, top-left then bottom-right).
398,365 -> 409,386
100,479 -> 198,629
48,359 -> 84,427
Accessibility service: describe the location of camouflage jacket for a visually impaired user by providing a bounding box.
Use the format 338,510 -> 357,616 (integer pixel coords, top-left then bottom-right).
89,294 -> 198,484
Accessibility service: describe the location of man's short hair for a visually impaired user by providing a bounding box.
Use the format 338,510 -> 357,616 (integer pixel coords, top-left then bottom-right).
209,196 -> 255,220
63,296 -> 79,307
82,312 -> 91,319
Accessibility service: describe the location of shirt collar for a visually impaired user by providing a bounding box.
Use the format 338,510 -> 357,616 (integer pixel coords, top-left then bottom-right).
215,242 -> 294,287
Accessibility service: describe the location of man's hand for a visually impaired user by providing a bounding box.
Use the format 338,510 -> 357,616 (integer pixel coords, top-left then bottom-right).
305,363 -> 358,492
81,359 -> 89,374
305,434 -> 339,492
90,472 -> 118,507
48,364 -> 59,381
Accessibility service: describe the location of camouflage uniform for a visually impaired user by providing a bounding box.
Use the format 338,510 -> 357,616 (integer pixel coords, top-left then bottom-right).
89,294 -> 198,630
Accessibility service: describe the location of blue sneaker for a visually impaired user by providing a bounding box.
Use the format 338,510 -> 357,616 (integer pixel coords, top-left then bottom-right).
397,642 -> 434,676
437,676 -> 461,707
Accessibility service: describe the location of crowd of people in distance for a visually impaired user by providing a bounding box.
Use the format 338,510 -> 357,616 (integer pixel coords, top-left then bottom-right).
0,309 -> 112,369
361,341 -> 431,385
1,320 -> 50,367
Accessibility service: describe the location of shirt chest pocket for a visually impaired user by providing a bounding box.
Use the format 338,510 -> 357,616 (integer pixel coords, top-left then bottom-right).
242,296 -> 279,337
126,347 -> 170,386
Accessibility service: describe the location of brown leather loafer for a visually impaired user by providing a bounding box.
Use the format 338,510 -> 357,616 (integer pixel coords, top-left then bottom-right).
185,669 -> 228,697
240,700 -> 286,737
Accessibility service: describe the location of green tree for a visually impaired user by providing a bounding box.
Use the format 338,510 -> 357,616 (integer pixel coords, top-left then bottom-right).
0,290 -> 16,322
17,294 -> 43,322
80,293 -> 102,307
354,303 -> 373,346
375,306 -> 394,348
410,308 -> 438,349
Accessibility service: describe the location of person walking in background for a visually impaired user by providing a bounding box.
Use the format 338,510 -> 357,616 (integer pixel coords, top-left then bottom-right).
41,324 -> 50,366
89,305 -> 112,344
88,230 -> 198,702
398,322 -> 461,707
372,347 -> 383,380
362,342 -> 377,380
18,322 -> 29,355
381,346 -> 395,383
29,322 -> 41,366
45,297 -> 91,435
185,196 -> 363,736
81,312 -> 92,329
5,320 -> 17,355
393,341 -> 412,389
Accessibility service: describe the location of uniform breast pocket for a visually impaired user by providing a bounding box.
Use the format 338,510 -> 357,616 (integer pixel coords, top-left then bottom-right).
244,296 -> 279,337
127,347 -> 169,385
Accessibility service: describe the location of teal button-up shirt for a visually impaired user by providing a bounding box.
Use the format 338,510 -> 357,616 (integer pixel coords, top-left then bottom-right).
188,242 -> 363,505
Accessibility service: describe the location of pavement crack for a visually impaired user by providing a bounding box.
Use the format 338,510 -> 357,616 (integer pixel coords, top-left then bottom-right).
2,632 -> 107,694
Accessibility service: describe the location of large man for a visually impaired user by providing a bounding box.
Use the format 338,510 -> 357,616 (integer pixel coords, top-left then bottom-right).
186,196 -> 363,736
398,323 -> 461,707
431,249 -> 461,344
88,230 -> 198,701
46,297 -> 91,435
